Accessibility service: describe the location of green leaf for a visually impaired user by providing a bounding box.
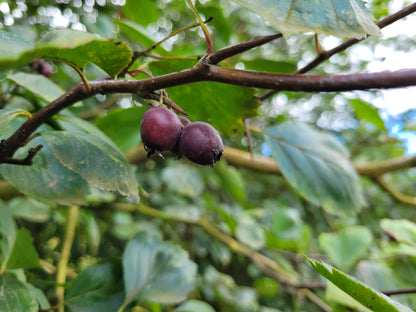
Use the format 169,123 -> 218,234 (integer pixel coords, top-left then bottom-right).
380,219 -> 416,245
5,227 -> 41,270
122,232 -> 197,306
174,300 -> 216,312
0,30 -> 34,59
161,165 -> 204,198
25,283 -> 51,310
0,29 -> 132,77
115,20 -> 168,53
0,136 -> 100,205
65,259 -> 124,312
7,72 -> 64,102
42,131 -> 139,201
350,99 -> 386,130
232,0 -> 381,38
235,213 -> 265,250
318,226 -> 373,269
0,108 -> 31,136
122,0 -> 159,26
242,59 -> 297,74
0,274 -> 38,312
308,258 -> 413,312
214,162 -> 247,202
0,200 -> 17,263
9,198 -> 50,223
264,121 -> 365,215
149,60 -> 260,133
95,106 -> 146,153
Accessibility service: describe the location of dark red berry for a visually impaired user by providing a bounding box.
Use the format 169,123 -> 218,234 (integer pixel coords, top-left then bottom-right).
179,121 -> 223,166
30,59 -> 53,78
140,107 -> 182,157
170,116 -> 191,156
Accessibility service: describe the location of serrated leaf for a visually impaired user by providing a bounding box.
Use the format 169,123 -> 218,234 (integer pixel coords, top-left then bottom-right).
318,226 -> 373,269
308,258 -> 413,312
350,99 -> 386,130
264,122 -> 365,215
0,29 -> 132,77
233,0 -> 381,38
65,259 -> 124,312
0,274 -> 38,312
122,232 -> 197,306
7,72 -> 64,103
0,136 -> 100,205
149,60 -> 260,133
5,227 -> 41,270
42,131 -> 139,201
380,219 -> 416,245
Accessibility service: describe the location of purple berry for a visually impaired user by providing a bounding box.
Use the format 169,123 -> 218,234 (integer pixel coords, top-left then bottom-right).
140,107 -> 182,157
179,121 -> 223,166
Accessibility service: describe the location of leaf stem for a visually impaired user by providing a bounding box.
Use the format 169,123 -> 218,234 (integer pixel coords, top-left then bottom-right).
185,0 -> 213,54
55,205 -> 79,312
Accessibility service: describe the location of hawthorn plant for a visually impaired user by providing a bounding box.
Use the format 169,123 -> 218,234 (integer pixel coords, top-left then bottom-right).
0,1 -> 416,311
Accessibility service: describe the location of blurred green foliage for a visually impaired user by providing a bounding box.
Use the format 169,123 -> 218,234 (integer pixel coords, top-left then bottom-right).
0,0 -> 416,311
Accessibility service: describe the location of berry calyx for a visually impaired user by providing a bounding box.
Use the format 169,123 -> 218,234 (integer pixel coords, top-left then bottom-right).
140,107 -> 182,157
179,121 -> 223,166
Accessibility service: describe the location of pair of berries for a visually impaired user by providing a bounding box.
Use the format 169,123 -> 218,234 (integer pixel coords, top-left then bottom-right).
140,107 -> 223,166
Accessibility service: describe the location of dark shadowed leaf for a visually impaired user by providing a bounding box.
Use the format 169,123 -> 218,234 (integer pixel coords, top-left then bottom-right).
232,0 -> 381,38
122,232 -> 197,306
65,259 -> 124,312
0,274 -> 38,312
42,131 -> 139,201
264,122 -> 365,215
308,258 -> 413,312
